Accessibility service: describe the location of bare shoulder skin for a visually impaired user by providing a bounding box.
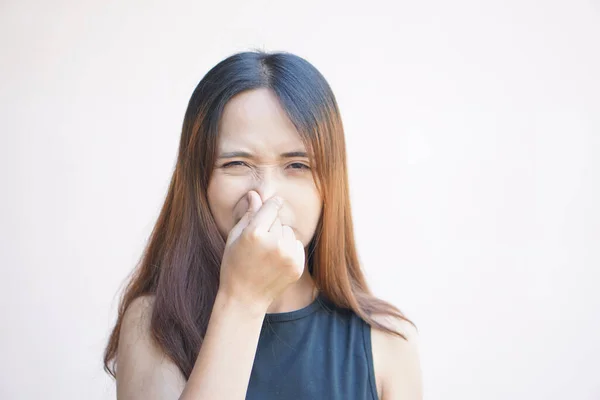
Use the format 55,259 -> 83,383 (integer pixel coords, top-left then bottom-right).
116,295 -> 187,400
371,314 -> 423,400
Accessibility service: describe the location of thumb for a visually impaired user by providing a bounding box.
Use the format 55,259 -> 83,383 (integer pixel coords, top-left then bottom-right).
226,191 -> 262,243
246,190 -> 262,215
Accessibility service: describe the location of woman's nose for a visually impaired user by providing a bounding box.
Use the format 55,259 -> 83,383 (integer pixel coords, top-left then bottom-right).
253,169 -> 279,203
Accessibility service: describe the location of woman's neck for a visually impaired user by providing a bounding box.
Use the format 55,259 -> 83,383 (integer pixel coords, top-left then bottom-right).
265,262 -> 317,314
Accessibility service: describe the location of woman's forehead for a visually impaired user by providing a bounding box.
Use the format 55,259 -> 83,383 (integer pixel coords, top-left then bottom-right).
218,89 -> 307,154
216,132 -> 308,157
220,88 -> 284,123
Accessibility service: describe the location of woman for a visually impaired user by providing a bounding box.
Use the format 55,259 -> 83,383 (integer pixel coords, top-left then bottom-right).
103,50 -> 422,400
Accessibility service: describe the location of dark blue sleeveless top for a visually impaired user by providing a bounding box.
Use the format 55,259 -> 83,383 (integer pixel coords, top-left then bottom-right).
246,293 -> 379,400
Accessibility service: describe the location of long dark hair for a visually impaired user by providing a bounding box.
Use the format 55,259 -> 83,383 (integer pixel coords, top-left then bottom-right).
104,49 -> 414,379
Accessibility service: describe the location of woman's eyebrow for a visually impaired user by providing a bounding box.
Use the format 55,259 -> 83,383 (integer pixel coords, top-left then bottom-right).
218,151 -> 253,159
218,151 -> 308,159
280,151 -> 308,158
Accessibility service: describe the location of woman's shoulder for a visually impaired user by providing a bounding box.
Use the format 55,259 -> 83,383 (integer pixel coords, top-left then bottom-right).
119,294 -> 163,361
117,294 -> 187,397
370,313 -> 422,400
118,294 -> 159,362
123,295 -> 156,323
120,294 -> 157,341
370,313 -> 419,341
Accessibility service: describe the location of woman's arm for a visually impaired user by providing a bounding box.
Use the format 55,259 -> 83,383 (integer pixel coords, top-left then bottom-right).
179,291 -> 266,400
116,293 -> 267,400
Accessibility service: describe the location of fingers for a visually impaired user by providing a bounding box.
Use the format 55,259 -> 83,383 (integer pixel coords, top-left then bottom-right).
269,216 -> 283,237
246,190 -> 262,215
282,226 -> 303,256
280,225 -> 304,268
281,225 -> 294,241
227,191 -> 262,242
295,239 -> 305,263
247,195 -> 283,234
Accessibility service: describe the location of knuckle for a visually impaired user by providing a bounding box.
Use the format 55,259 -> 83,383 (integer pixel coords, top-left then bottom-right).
275,241 -> 288,258
288,263 -> 303,280
242,228 -> 262,243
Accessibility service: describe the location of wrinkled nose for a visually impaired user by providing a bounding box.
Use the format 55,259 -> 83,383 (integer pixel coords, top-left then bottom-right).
253,169 -> 279,203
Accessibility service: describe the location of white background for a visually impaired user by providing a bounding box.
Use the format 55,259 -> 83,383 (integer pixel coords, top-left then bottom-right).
1,1 -> 599,399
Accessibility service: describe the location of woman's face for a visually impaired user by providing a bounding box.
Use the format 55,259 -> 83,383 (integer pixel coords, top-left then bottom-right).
207,88 -> 323,247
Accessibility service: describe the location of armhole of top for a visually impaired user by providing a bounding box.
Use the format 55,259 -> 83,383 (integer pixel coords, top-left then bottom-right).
361,319 -> 380,400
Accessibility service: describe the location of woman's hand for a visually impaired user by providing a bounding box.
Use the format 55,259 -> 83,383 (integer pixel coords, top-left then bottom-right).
218,190 -> 305,314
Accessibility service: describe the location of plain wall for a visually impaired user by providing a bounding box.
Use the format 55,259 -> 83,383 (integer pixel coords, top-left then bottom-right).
1,0 -> 599,399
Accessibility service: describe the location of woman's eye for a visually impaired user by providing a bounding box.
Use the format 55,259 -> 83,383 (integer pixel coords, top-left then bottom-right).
222,161 -> 248,168
221,161 -> 309,170
288,162 -> 310,170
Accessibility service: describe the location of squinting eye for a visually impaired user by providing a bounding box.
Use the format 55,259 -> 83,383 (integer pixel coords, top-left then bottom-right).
289,163 -> 310,170
222,161 -> 248,168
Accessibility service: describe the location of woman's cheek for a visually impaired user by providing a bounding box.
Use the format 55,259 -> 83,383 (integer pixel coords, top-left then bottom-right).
231,194 -> 250,225
208,176 -> 242,236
